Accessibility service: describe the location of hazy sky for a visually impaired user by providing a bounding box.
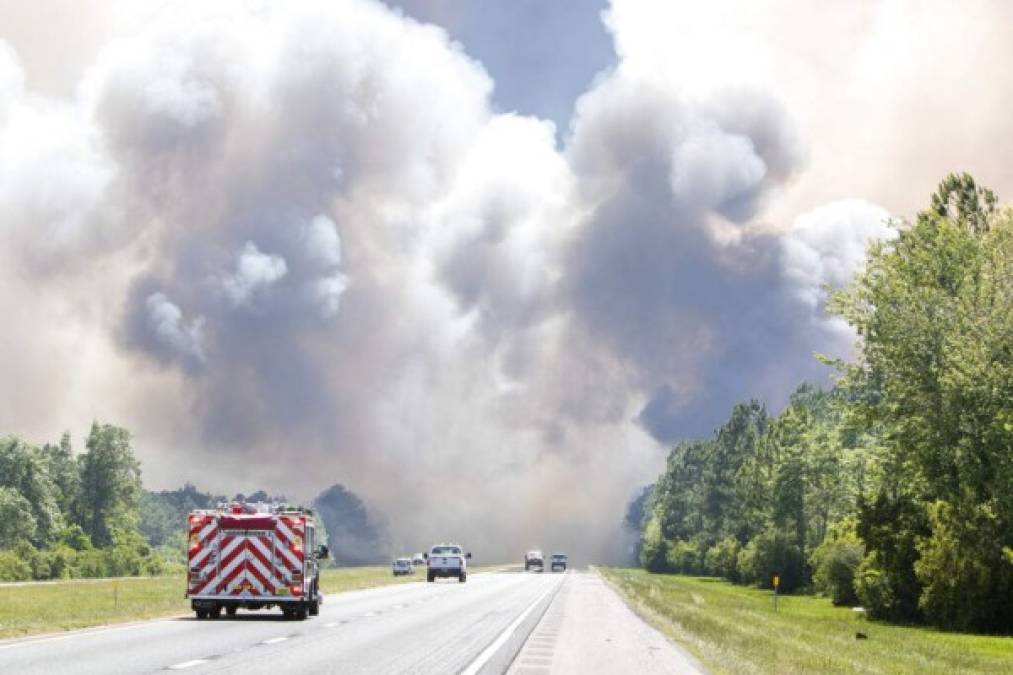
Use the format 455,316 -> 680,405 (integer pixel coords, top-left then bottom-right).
2,0 -> 1012,561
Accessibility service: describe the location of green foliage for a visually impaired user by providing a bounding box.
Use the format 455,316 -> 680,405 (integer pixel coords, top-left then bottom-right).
0,424 -> 178,582
828,174 -> 1013,631
809,519 -> 863,605
634,173 -> 1011,632
42,432 -> 79,518
139,483 -> 225,549
0,549 -> 32,581
854,492 -> 927,621
704,537 -> 740,581
75,423 -> 142,547
0,486 -> 38,548
703,402 -> 768,543
736,527 -> 806,592
639,512 -> 668,572
641,384 -> 871,595
665,540 -> 704,575
138,491 -> 183,548
624,484 -> 653,533
0,436 -> 63,546
59,524 -> 94,551
914,500 -> 1013,631
929,172 -> 997,235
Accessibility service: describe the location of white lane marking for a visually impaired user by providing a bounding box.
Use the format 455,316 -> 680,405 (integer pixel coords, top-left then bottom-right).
168,659 -> 208,669
261,637 -> 288,645
460,579 -> 561,675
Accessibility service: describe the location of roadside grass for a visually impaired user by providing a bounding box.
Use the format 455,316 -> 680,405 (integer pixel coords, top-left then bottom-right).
599,568 -> 1013,675
318,563 -> 506,594
0,576 -> 185,639
318,565 -> 421,593
0,564 -> 506,639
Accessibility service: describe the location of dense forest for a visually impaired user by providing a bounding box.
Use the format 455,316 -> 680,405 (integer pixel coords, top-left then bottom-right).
0,423 -> 389,581
631,174 -> 1013,633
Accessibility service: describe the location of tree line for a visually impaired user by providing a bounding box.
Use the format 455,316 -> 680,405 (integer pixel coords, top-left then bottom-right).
632,174 -> 1013,633
0,421 -> 391,581
0,423 -> 162,580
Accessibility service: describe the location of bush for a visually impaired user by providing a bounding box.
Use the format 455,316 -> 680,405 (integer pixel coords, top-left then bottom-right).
855,493 -> 928,622
737,528 -> 805,591
74,548 -> 110,578
59,524 -> 94,552
854,551 -> 900,619
640,514 -> 669,572
704,537 -> 740,581
913,500 -> 1013,631
665,540 -> 704,574
810,522 -> 864,605
42,544 -> 80,579
0,487 -> 37,548
0,548 -> 32,581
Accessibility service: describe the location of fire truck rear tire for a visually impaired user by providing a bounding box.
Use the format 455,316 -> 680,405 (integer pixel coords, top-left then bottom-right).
196,609 -> 208,620
309,600 -> 319,616
226,606 -> 237,617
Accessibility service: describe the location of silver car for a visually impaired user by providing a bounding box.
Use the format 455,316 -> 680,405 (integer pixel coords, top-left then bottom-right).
392,558 -> 414,576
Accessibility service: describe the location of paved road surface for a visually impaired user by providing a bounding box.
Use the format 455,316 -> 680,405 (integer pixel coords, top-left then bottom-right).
0,570 -> 702,674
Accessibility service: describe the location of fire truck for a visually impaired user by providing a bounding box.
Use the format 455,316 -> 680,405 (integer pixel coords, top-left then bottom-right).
186,503 -> 329,620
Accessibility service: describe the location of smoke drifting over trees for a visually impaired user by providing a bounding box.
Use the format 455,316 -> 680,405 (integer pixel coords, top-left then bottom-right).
2,1 -> 1012,561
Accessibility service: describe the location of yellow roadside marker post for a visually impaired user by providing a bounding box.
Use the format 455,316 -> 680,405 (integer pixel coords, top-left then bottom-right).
773,575 -> 780,612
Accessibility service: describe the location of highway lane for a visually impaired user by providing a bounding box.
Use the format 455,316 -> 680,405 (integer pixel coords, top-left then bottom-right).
0,570 -> 702,674
0,570 -> 561,675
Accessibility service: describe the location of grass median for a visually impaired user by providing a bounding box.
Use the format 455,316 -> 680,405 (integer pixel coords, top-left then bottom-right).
599,568 -> 1013,675
0,564 -> 502,639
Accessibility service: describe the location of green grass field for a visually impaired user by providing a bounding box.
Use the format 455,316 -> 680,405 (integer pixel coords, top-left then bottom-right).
0,565 -> 462,639
600,568 -> 1013,675
0,576 -> 185,639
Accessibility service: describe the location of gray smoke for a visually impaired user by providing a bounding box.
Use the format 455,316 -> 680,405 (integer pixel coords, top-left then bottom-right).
0,0 -> 955,563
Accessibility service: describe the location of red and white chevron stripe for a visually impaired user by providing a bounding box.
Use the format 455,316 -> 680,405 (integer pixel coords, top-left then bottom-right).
186,511 -> 310,601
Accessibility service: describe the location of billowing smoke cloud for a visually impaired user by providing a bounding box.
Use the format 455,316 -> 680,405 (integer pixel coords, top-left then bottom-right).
144,292 -> 207,370
4,0 -> 1005,562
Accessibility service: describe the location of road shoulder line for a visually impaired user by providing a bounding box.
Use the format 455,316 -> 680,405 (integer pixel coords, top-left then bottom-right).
460,575 -> 563,675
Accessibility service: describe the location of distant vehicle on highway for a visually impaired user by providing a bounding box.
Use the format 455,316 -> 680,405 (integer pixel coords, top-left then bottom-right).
412,553 -> 426,566
424,543 -> 471,582
186,502 -> 329,621
392,558 -> 414,576
550,553 -> 568,572
524,550 -> 544,572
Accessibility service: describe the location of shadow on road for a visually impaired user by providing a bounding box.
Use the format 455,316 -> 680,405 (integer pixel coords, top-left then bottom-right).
174,613 -> 298,623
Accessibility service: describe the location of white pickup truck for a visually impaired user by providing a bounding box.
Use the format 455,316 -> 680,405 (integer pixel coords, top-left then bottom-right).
424,543 -> 471,582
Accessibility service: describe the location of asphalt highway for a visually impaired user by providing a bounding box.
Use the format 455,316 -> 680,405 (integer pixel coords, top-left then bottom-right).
0,570 -> 702,674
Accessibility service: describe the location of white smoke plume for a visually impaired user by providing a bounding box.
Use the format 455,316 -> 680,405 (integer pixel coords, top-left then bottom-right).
2,0 -> 1010,562
145,292 -> 207,369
